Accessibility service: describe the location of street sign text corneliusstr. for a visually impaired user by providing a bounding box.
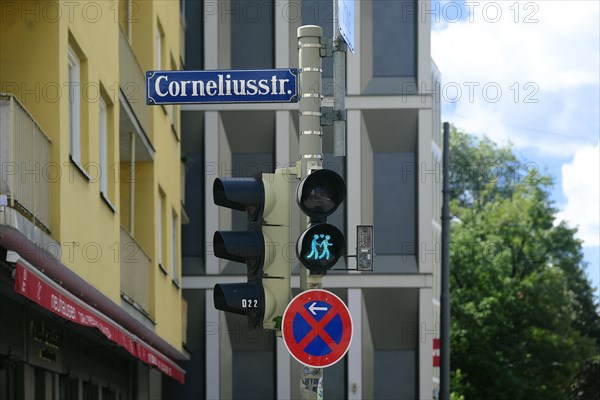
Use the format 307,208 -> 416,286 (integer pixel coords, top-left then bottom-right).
146,69 -> 298,105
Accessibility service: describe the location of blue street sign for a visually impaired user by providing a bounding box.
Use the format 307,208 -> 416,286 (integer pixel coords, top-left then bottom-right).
338,0 -> 355,53
146,69 -> 298,105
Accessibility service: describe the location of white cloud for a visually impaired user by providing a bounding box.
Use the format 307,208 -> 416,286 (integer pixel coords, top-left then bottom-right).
556,143 -> 600,247
431,0 -> 600,157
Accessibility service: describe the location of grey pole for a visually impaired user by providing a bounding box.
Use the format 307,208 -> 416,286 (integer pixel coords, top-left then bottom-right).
440,122 -> 451,400
297,25 -> 325,292
297,25 -> 324,177
333,0 -> 346,157
297,25 -> 324,400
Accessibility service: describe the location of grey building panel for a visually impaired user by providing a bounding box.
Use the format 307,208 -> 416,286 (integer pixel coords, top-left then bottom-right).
231,0 -> 274,69
180,0 -> 441,397
374,152 -> 416,256
374,350 -> 416,400
372,0 -> 417,78
184,0 -> 204,69
233,351 -> 275,400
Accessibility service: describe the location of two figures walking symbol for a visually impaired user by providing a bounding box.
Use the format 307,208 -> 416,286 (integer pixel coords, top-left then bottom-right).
307,234 -> 332,261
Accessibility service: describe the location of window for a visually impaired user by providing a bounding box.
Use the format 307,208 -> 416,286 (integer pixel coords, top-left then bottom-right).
183,0 -> 203,70
34,368 -> 45,400
374,152 -> 416,256
230,0 -> 273,69
158,189 -> 166,269
82,381 -> 99,400
99,97 -> 108,196
68,46 -> 81,164
172,211 -> 179,284
101,387 -> 116,400
363,0 -> 418,94
372,0 -> 416,78
363,109 -> 418,272
59,376 -> 79,400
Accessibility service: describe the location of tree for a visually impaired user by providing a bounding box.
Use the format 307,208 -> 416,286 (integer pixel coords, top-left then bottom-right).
448,126 -> 599,400
570,356 -> 600,399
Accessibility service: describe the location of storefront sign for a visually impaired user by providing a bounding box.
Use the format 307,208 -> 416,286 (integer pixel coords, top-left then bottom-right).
27,319 -> 64,373
14,262 -> 185,384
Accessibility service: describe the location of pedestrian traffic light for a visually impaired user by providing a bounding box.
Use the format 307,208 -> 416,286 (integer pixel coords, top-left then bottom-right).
296,169 -> 346,273
213,169 -> 291,330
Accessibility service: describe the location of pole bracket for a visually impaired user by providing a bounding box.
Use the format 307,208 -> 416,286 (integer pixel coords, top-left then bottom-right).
320,37 -> 334,58
320,107 -> 347,126
334,38 -> 347,53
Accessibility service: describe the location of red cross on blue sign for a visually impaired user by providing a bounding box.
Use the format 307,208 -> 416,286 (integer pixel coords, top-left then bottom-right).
282,289 -> 353,368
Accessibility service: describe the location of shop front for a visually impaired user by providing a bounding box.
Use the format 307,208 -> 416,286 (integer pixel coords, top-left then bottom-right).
0,257 -> 185,400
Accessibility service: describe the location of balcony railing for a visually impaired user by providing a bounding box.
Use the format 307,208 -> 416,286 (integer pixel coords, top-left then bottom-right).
120,226 -> 152,315
0,93 -> 51,231
119,28 -> 150,136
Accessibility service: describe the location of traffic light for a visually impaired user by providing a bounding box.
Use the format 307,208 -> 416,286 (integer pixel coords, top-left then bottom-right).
212,169 -> 291,330
296,169 -> 346,273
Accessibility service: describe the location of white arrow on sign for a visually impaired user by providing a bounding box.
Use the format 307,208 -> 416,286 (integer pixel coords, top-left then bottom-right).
308,302 -> 329,315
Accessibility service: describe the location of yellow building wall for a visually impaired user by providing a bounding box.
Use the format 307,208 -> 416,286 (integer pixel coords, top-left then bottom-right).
58,0 -> 121,302
150,1 -> 183,348
0,0 -> 183,351
0,0 -> 62,238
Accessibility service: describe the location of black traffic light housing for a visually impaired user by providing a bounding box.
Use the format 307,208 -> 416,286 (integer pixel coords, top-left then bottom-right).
296,169 -> 346,273
212,170 -> 291,330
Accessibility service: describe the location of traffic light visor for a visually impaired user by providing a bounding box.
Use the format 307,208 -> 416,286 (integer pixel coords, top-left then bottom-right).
213,230 -> 264,274
214,283 -> 263,316
213,177 -> 264,221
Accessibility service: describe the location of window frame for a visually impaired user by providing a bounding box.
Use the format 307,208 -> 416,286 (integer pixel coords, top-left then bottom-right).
157,190 -> 164,268
171,210 -> 179,285
157,189 -> 167,274
99,97 -> 108,196
68,46 -> 81,164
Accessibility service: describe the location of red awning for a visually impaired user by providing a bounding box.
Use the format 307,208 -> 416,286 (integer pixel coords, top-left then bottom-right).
14,261 -> 185,384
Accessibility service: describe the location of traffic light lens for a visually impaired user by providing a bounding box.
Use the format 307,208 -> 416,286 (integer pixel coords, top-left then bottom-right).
302,187 -> 338,215
297,223 -> 345,273
297,169 -> 346,220
305,233 -> 334,261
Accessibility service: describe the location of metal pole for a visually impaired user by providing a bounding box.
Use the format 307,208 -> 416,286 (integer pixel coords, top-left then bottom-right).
297,25 -> 323,177
297,24 -> 324,293
333,0 -> 346,157
440,122 -> 451,400
297,25 -> 324,400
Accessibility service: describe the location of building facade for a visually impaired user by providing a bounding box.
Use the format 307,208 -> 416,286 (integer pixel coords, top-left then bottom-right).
177,0 -> 442,399
0,1 -> 187,398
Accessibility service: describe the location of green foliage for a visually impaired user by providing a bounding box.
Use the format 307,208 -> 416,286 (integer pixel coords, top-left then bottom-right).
570,356 -> 600,399
449,126 -> 600,400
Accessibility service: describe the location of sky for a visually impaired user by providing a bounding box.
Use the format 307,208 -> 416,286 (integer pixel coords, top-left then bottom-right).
430,0 -> 600,299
